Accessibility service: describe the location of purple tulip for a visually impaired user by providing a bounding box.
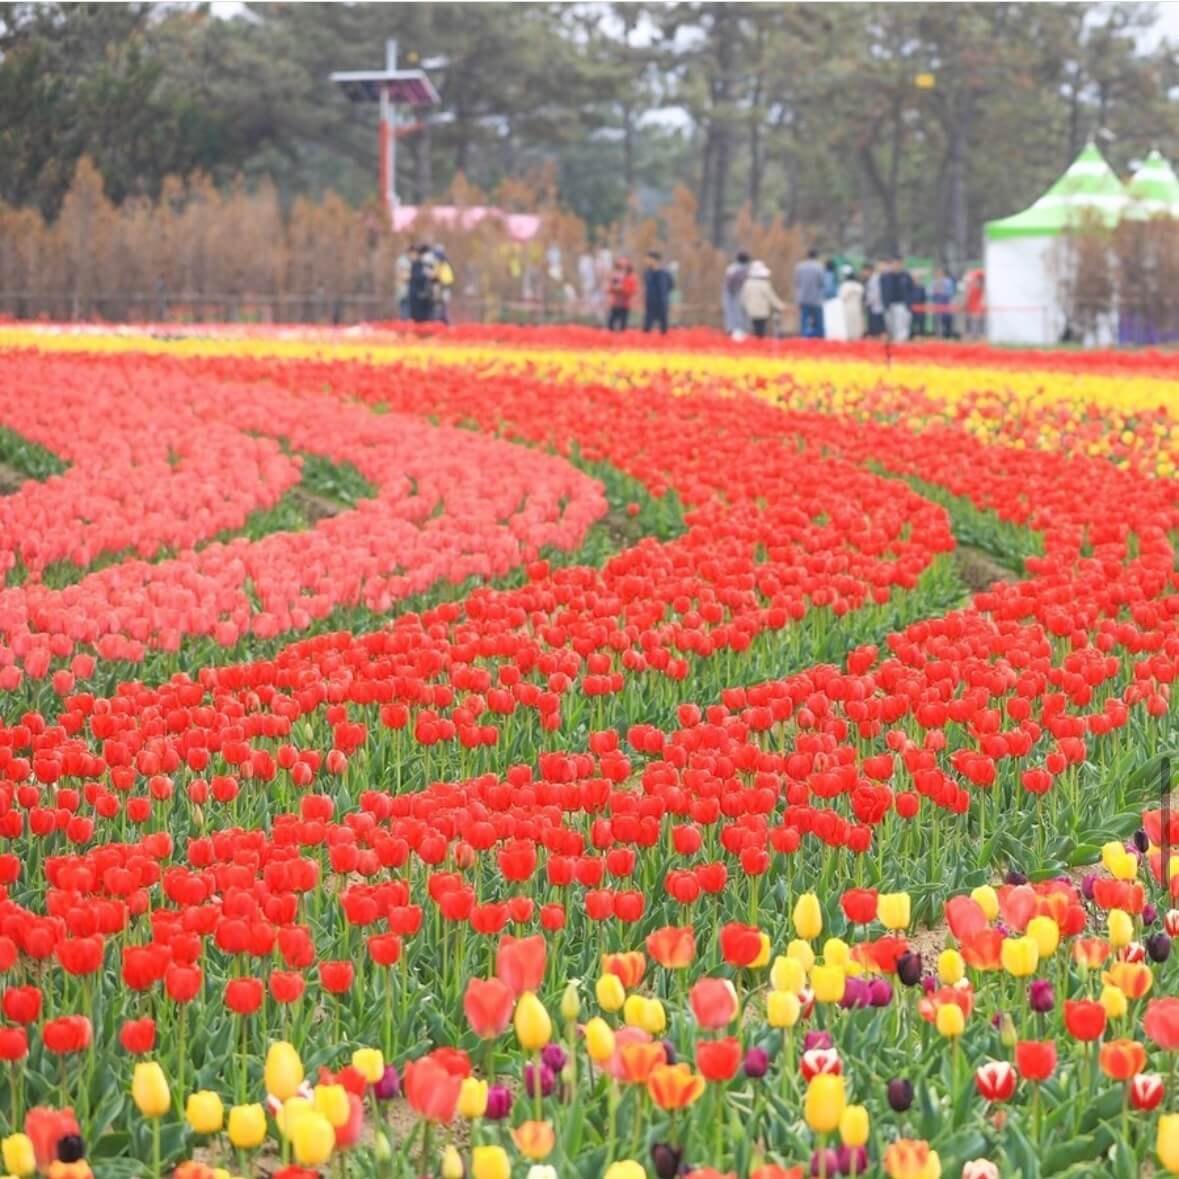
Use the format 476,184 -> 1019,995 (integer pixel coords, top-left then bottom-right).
867,977 -> 893,1007
1081,873 -> 1097,901
1144,903 -> 1159,926
1028,979 -> 1055,1014
374,1064 -> 400,1100
485,1084 -> 513,1120
541,1043 -> 568,1073
743,1047 -> 770,1079
810,1147 -> 841,1176
838,1145 -> 869,1174
804,1030 -> 833,1052
523,1062 -> 556,1098
840,977 -> 869,1009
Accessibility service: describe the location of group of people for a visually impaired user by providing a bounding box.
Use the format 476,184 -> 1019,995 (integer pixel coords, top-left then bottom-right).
607,251 -> 676,334
722,250 -> 986,342
396,245 -> 456,324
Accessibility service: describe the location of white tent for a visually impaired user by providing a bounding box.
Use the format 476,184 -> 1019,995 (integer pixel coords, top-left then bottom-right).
984,143 -> 1126,345
1125,149 -> 1179,218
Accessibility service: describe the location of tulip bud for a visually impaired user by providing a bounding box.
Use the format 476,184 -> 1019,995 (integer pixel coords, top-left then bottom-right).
1028,979 -> 1055,1014
1149,933 -> 1173,964
227,1103 -> 267,1149
743,1047 -> 770,1079
440,1144 -> 464,1179
639,997 -> 667,1035
584,1016 -> 616,1063
1005,869 -> 1027,886
515,992 -> 553,1051
804,1073 -> 846,1133
485,1084 -> 513,1120
999,1012 -> 1018,1048
623,994 -> 647,1028
351,1048 -> 384,1083
771,954 -> 805,994
290,1110 -> 334,1165
1133,828 -> 1151,854
896,952 -> 923,987
561,982 -> 581,1023
596,973 -> 626,1012
1159,1113 -> 1179,1175
839,1103 -> 869,1147
887,1077 -> 913,1112
767,989 -> 801,1029
458,1076 -> 489,1119
936,1003 -> 965,1038
265,1041 -> 305,1102
793,893 -> 823,941
131,1061 -> 171,1118
373,1131 -> 393,1162
1144,903 -> 1159,927
186,1090 -> 225,1135
970,885 -> 999,920
937,949 -> 965,985
1,1133 -> 35,1177
650,1142 -> 682,1179
878,892 -> 911,931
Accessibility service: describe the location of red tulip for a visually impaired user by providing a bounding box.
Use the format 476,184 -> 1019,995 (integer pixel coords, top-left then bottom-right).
224,977 -> 263,1016
1145,997 -> 1179,1051
403,1056 -> 462,1121
119,1018 -> 156,1055
689,978 -> 738,1030
646,925 -> 696,969
269,971 -> 306,1005
464,977 -> 516,1039
2,985 -> 41,1024
1014,1040 -> 1056,1083
719,923 -> 762,968
975,1060 -> 1017,1102
1130,1073 -> 1165,1111
0,1026 -> 28,1061
841,888 -> 879,926
42,1015 -> 92,1055
320,961 -> 355,994
696,1037 -> 742,1082
165,963 -> 202,1004
1063,999 -> 1106,1042
26,1107 -> 80,1169
496,934 -> 546,997
367,933 -> 402,967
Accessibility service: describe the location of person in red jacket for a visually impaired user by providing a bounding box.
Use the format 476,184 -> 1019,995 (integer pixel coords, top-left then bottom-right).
607,257 -> 638,331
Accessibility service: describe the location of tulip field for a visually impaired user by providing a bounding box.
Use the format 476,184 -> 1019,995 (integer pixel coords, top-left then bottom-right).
0,325 -> 1177,1179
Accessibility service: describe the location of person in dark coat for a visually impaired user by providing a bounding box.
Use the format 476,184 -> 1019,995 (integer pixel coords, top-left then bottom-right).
408,245 -> 435,323
643,251 -> 675,334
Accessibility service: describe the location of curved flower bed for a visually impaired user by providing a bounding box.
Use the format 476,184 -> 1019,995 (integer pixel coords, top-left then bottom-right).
0,334 -> 1173,1178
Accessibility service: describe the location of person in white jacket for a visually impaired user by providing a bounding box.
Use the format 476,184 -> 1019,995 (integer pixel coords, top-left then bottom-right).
739,261 -> 785,339
838,266 -> 865,341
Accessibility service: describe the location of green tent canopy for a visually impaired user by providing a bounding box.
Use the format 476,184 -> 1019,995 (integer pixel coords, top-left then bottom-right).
984,142 -> 1127,240
1126,149 -> 1179,216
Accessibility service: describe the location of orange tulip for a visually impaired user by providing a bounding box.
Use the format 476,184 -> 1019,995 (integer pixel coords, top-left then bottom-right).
463,977 -> 516,1039
646,925 -> 697,970
496,934 -> 546,997
619,1040 -> 667,1084
884,1138 -> 939,1179
602,951 -> 646,990
917,984 -> 974,1024
647,1062 -> 706,1110
959,929 -> 1004,972
1073,938 -> 1111,969
1103,961 -> 1153,1000
511,1120 -> 556,1160
1099,1038 -> 1147,1081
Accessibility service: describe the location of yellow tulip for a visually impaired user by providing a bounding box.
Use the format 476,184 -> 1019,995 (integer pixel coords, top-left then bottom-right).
1101,983 -> 1129,1020
970,885 -> 999,920
441,1144 -> 465,1179
936,1003 -> 965,1038
767,989 -> 801,1029
623,994 -> 646,1028
823,938 -> 851,969
278,1096 -> 313,1139
1000,935 -> 1039,978
793,893 -> 823,940
313,1083 -> 350,1128
1026,916 -> 1060,958
472,1145 -> 512,1179
561,982 -> 581,1023
811,964 -> 846,1005
604,1163 -> 647,1179
878,892 -> 912,931
264,1041 -> 304,1102
1103,841 -> 1138,880
458,1076 -> 489,1119
291,1111 -> 335,1165
840,1103 -> 870,1148
584,1016 -> 616,1063
596,973 -> 626,1012
227,1103 -> 267,1150
185,1090 -> 224,1134
639,997 -> 667,1035
1,1133 -> 35,1177
805,1073 -> 846,1133
131,1062 -> 171,1118
515,991 -> 553,1051
937,949 -> 965,985
351,1047 -> 384,1083
751,932 -> 772,968
786,938 -> 816,972
771,954 -> 805,994
1159,1113 -> 1179,1174
1108,908 -> 1134,948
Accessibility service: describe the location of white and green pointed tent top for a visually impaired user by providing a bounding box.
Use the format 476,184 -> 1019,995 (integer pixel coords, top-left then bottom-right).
1125,149 -> 1179,216
984,141 -> 1127,240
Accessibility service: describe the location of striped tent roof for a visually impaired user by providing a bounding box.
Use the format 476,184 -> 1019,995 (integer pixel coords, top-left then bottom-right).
985,142 -> 1127,240
1126,149 -> 1179,216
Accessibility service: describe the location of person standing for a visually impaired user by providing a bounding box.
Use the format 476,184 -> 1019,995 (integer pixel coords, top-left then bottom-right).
643,250 -> 674,334
395,250 -> 412,319
930,268 -> 956,338
739,260 -> 785,338
794,248 -> 826,338
408,244 -> 435,323
909,268 -> 928,338
607,257 -> 638,332
722,251 -> 751,336
881,258 -> 913,342
433,246 -> 455,325
864,263 -> 885,337
838,265 -> 865,340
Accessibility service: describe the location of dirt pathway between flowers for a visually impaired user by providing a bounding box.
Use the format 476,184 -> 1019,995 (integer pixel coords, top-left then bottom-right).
0,460 -> 28,495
